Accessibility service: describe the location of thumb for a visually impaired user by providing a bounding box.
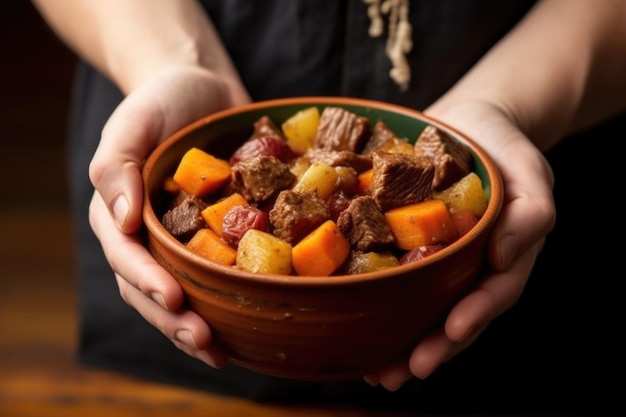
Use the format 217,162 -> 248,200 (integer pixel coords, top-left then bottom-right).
88,90 -> 164,234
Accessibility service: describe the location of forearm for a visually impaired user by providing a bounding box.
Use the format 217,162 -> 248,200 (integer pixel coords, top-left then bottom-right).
427,0 -> 626,151
31,0 -> 243,95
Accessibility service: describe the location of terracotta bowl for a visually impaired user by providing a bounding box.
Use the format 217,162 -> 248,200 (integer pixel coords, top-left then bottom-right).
142,97 -> 503,381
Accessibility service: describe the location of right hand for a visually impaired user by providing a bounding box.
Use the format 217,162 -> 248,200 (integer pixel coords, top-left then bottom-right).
88,65 -> 250,366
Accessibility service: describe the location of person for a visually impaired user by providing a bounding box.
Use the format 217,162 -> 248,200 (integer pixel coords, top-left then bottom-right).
32,0 -> 626,413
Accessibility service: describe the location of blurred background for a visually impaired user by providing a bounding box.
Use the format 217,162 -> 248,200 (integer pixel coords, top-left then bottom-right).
1,1 -> 75,211
0,0 -> 79,410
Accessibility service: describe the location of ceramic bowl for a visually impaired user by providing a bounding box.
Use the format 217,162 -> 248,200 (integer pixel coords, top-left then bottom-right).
142,97 -> 503,381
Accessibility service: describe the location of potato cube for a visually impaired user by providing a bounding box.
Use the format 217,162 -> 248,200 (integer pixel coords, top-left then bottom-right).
292,161 -> 338,200
281,106 -> 320,154
433,172 -> 488,217
236,229 -> 293,275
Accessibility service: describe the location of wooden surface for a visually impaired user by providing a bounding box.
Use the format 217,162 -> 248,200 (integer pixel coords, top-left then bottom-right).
0,3 -> 616,417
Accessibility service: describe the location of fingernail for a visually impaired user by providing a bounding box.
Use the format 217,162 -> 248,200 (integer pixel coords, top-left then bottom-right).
175,330 -> 197,349
112,195 -> 129,229
363,375 -> 380,386
151,292 -> 169,310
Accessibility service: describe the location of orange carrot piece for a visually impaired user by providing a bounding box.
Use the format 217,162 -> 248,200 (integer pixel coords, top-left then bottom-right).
201,193 -> 248,237
357,168 -> 373,194
292,220 -> 350,276
172,147 -> 232,197
385,199 -> 458,250
186,228 -> 237,266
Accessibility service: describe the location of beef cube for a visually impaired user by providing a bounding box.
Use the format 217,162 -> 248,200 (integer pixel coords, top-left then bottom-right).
251,115 -> 285,140
303,148 -> 372,173
269,189 -> 330,245
370,151 -> 435,212
361,120 -> 399,155
337,196 -> 395,252
231,155 -> 295,203
162,195 -> 208,241
414,125 -> 472,191
314,107 -> 370,153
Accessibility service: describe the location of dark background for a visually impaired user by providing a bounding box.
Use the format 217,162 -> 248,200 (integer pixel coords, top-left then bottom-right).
0,1 -> 76,211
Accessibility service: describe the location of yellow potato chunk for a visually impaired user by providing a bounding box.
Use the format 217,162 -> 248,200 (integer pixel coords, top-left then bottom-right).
345,251 -> 400,274
433,172 -> 488,217
292,161 -> 338,200
236,229 -> 293,275
281,106 -> 320,154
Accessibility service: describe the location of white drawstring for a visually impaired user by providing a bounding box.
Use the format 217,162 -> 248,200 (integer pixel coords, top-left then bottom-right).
363,0 -> 413,90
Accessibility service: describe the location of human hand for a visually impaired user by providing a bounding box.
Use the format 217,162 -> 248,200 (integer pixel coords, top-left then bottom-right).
88,66 -> 250,367
364,99 -> 556,390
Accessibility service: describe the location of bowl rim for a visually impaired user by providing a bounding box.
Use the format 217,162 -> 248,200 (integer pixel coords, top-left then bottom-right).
142,96 -> 503,287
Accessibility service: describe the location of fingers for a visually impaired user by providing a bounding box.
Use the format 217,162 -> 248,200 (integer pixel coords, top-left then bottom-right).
91,192 -> 229,367
89,192 -> 184,311
114,273 -> 229,368
364,362 -> 413,391
446,241 -> 543,343
409,243 -> 543,379
365,236 -> 544,389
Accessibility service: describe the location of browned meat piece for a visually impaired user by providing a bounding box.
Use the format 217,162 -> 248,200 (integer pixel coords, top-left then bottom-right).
231,155 -> 295,203
361,120 -> 399,155
370,151 -> 434,212
413,125 -> 472,191
161,195 -> 208,241
251,115 -> 285,140
269,189 -> 330,245
328,190 -> 352,221
229,136 -> 296,165
314,107 -> 370,153
337,196 -> 395,252
222,204 -> 271,247
303,148 -> 372,173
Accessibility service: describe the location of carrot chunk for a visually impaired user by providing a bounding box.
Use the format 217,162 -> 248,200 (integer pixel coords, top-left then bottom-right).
292,220 -> 350,276
384,199 -> 458,250
173,147 -> 232,197
201,193 -> 248,237
357,168 -> 373,194
186,228 -> 237,266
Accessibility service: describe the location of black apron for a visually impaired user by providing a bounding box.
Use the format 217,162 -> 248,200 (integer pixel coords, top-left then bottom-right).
67,0 -> 624,413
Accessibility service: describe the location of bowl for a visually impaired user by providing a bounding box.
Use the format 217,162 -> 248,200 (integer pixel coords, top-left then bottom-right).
142,97 -> 503,381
